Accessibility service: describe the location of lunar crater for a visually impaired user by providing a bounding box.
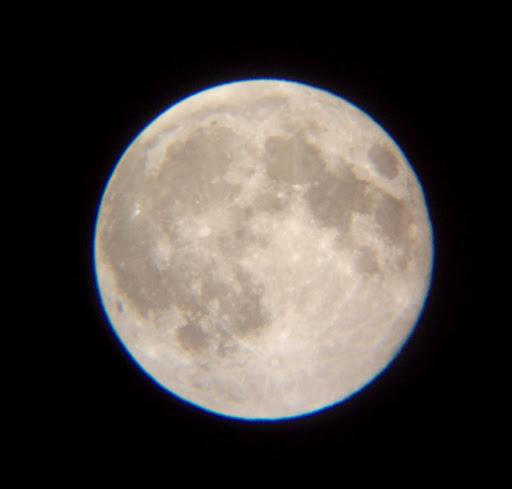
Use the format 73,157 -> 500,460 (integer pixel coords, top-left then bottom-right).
368,142 -> 399,179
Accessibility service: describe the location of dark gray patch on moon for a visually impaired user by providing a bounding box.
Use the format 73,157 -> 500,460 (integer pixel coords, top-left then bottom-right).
176,322 -> 209,351
149,125 -> 242,209
307,164 -> 371,231
264,133 -> 325,184
372,190 -> 418,271
100,192 -> 269,346
368,143 -> 399,179
374,191 -> 412,244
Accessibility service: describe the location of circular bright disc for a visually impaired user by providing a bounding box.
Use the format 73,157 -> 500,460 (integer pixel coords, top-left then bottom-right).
94,79 -> 433,420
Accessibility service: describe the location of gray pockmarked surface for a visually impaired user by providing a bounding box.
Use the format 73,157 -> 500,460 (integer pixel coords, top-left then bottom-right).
94,80 -> 433,419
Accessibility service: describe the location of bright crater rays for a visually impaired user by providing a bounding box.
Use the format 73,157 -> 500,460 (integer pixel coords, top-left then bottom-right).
94,79 -> 433,420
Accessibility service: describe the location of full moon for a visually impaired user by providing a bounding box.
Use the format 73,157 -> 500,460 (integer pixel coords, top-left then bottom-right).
94,79 -> 433,420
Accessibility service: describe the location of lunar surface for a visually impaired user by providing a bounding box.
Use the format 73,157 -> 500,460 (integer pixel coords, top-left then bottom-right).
94,79 -> 433,420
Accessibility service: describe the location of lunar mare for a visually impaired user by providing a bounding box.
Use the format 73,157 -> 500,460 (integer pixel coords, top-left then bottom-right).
94,79 -> 433,419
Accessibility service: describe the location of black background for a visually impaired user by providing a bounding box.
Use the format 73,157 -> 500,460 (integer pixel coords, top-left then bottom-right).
53,27 -> 488,473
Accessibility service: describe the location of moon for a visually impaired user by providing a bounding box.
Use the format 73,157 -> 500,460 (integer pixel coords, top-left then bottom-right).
94,79 -> 433,420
